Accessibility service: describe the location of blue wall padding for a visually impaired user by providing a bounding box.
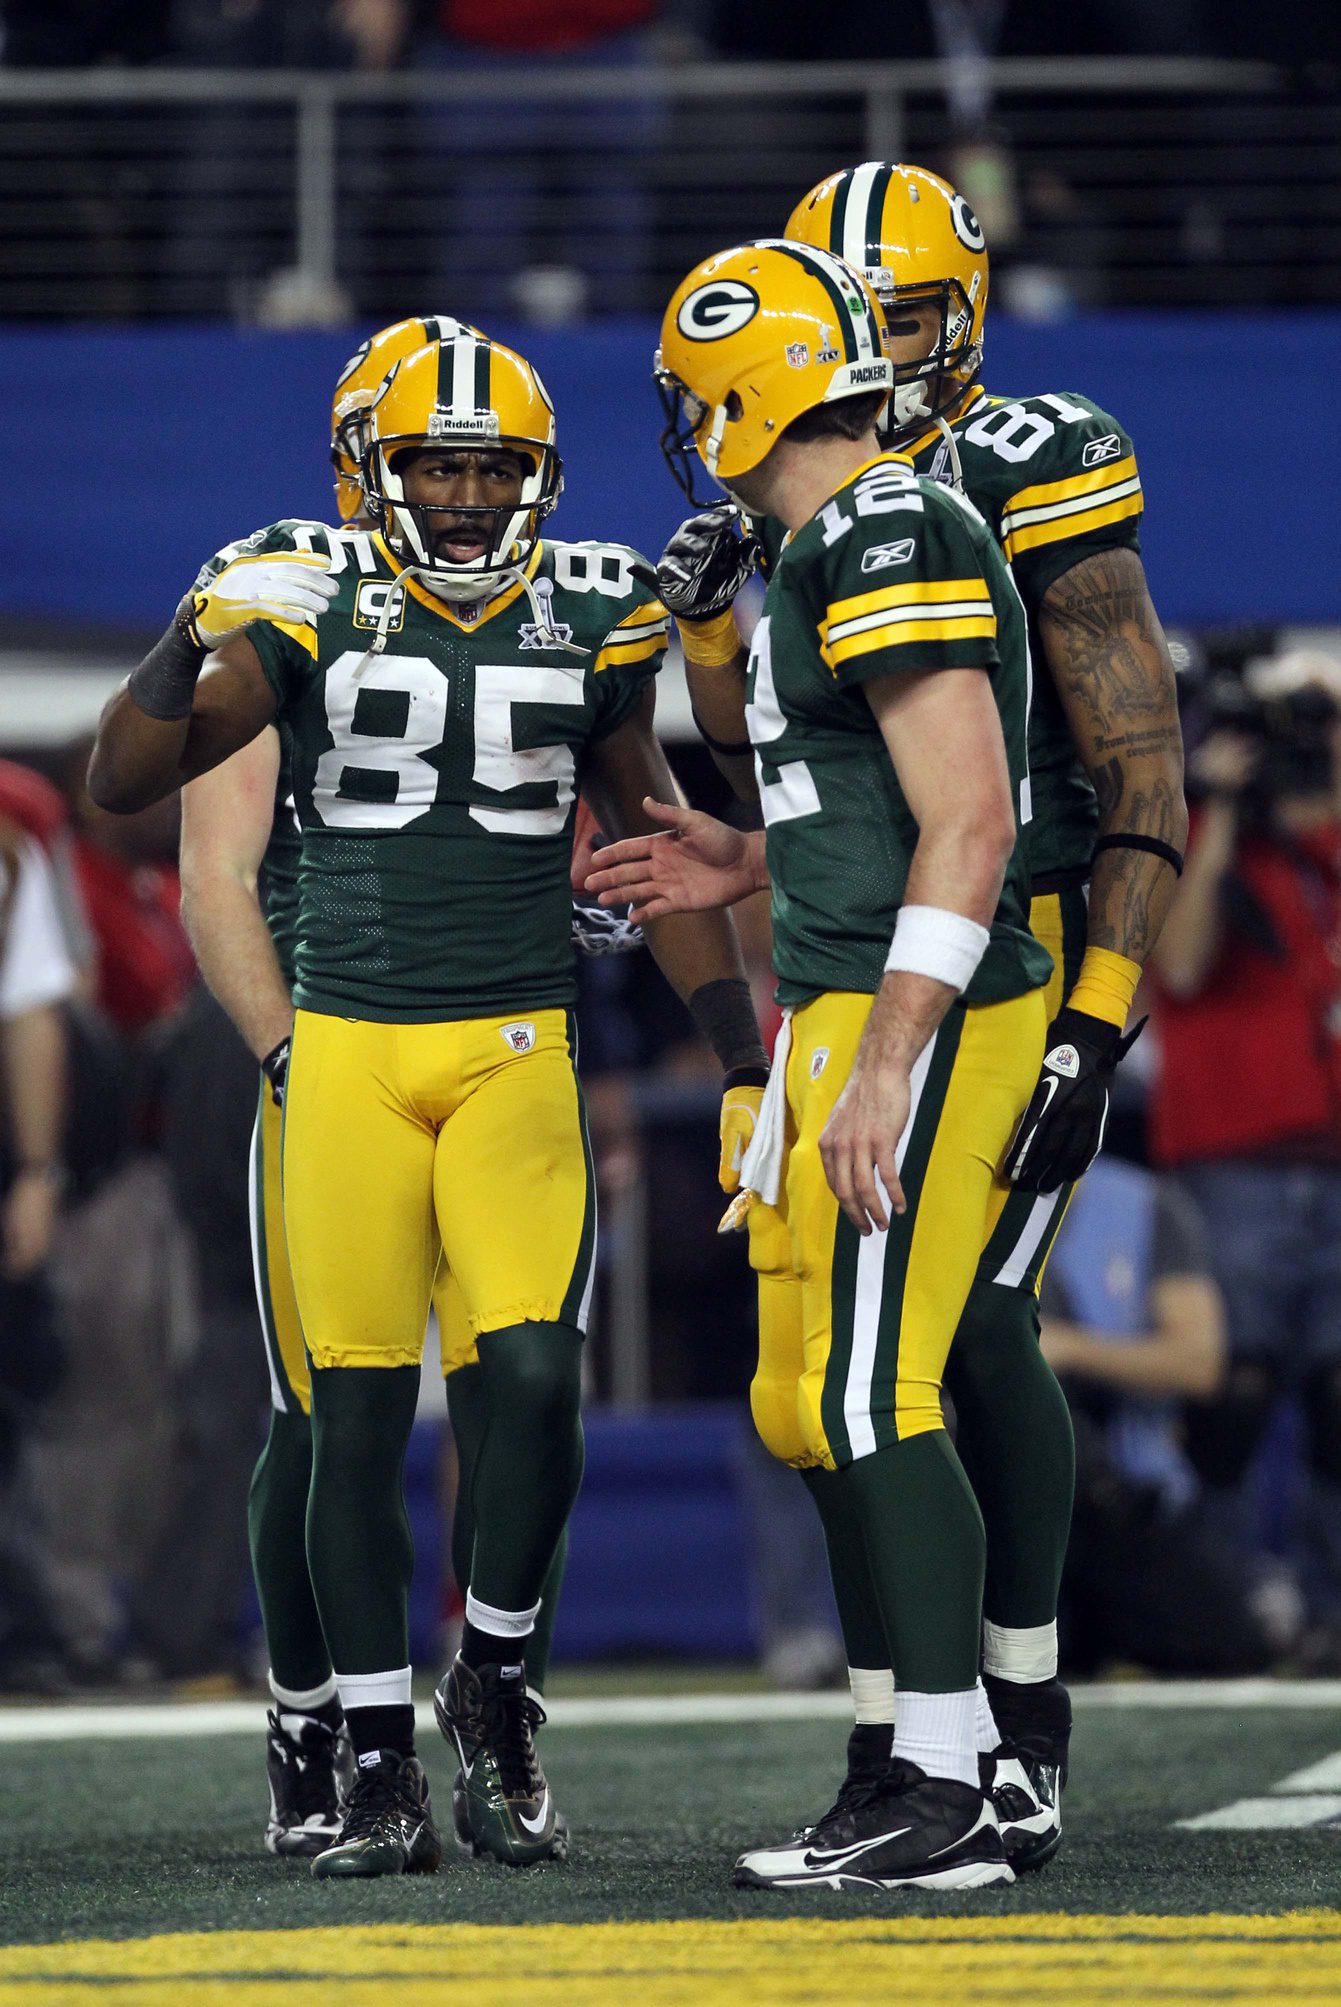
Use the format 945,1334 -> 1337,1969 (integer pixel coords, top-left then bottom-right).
404,1405 -> 757,1664
7,313 -> 1338,632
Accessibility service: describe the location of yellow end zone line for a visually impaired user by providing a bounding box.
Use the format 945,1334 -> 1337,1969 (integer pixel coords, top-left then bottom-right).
3,1913 -> 1341,2007
0,1679 -> 1340,1743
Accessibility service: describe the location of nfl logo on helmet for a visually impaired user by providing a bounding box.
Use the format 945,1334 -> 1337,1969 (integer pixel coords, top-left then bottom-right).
785,340 -> 810,368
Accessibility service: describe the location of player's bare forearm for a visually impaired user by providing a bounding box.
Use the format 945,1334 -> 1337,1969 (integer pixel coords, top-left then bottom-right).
684,651 -> 758,803
89,639 -> 278,813
640,906 -> 748,1007
1041,548 -> 1189,966
180,870 -> 293,1062
179,732 -> 293,1060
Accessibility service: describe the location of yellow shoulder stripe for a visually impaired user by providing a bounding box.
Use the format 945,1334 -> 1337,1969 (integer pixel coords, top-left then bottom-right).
594,631 -> 667,676
614,597 -> 669,631
1004,454 -> 1138,515
261,616 -> 318,661
822,576 -> 991,636
822,611 -> 997,671
1003,491 -> 1142,562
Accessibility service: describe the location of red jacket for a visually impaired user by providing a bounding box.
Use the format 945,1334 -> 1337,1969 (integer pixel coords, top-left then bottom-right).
438,0 -> 656,50
1149,815 -> 1341,1165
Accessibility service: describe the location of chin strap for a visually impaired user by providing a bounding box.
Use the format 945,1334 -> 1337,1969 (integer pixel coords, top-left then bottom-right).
359,559 -> 589,670
931,412 -> 966,493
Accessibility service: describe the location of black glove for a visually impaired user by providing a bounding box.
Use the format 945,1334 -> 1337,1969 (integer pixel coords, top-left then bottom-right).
261,1035 -> 291,1108
657,504 -> 761,622
1003,1006 -> 1145,1194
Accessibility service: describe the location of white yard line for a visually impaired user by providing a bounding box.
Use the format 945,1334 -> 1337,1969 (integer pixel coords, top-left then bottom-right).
0,1679 -> 1338,1743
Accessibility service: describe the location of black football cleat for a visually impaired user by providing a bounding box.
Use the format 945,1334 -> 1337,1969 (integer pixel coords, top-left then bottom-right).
981,1675 -> 1071,1872
733,1756 -> 1014,1891
309,1749 -> 442,1879
434,1656 -> 566,1866
263,1709 -> 353,1859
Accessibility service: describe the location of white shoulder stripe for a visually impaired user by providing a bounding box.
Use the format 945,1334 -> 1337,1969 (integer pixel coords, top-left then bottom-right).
1001,474 -> 1142,535
826,600 -> 993,646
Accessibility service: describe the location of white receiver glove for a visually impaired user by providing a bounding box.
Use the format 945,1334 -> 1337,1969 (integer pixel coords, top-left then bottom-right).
190,554 -> 338,647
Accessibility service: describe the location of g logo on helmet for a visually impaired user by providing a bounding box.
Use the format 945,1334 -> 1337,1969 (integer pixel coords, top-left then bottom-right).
676,280 -> 760,342
949,196 -> 986,253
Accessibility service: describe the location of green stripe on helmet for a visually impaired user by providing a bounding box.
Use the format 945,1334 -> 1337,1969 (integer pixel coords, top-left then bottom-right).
768,240 -> 862,362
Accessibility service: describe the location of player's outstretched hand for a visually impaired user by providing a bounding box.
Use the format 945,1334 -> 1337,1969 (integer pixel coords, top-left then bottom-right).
583,798 -> 763,923
190,554 -> 338,648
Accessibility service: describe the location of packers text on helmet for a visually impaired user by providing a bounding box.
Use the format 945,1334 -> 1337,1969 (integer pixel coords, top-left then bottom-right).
656,240 -> 893,504
786,162 -> 988,434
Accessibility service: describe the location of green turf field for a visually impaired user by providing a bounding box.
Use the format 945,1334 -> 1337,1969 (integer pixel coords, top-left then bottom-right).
3,1687 -> 1341,2004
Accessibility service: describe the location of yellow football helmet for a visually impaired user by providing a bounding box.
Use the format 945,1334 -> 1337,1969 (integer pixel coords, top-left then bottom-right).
786,162 -> 989,433
329,314 -> 484,521
364,329 -> 562,601
656,240 -> 892,502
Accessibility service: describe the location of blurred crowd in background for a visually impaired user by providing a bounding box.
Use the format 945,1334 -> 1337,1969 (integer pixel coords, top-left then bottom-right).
4,634 -> 1341,1692
0,0 -> 1338,322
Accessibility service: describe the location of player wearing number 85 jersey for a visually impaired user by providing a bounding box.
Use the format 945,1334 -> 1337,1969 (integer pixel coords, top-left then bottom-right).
88,328 -> 766,1878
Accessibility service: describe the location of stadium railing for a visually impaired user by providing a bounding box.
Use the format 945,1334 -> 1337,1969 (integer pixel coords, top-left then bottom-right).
0,57 -> 1325,319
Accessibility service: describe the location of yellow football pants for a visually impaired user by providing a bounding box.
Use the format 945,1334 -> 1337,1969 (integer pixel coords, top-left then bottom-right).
749,985 -> 1045,1470
280,1008 -> 595,1374
249,1085 -> 481,1413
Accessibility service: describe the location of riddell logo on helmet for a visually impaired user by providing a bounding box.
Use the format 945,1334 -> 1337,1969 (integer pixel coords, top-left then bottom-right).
426,410 -> 499,439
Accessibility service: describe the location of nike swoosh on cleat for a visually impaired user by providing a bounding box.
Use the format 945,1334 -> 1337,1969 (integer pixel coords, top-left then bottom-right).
801,1828 -> 911,1872
517,1790 -> 551,1836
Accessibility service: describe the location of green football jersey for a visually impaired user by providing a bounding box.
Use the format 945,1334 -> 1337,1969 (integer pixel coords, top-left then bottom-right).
753,388 -> 1142,886
750,454 -> 1052,1009
209,522 -> 667,1021
905,386 -> 1142,883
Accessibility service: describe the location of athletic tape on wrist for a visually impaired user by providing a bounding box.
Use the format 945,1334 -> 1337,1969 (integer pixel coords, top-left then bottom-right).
676,608 -> 743,668
884,904 -> 990,993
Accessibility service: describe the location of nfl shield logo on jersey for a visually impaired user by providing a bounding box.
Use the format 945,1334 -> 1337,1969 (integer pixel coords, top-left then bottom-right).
500,1021 -> 537,1054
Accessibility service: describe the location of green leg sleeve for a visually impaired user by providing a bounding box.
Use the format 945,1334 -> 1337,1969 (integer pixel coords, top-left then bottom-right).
469,1322 -> 584,1619
945,1283 -> 1075,1630
306,1364 -> 420,1674
248,1406 -> 331,1693
447,1357 -> 573,1691
799,1464 -> 890,1672
844,1430 -> 985,1693
445,1362 -> 485,1603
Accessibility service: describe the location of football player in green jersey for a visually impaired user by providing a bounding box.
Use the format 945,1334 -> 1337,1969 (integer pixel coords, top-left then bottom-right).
176,314 -> 611,1859
647,164 -> 1187,1873
90,328 -> 767,1880
597,236 -> 1053,1888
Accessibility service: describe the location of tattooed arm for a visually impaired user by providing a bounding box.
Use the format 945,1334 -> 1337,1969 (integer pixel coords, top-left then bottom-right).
1040,546 -> 1189,965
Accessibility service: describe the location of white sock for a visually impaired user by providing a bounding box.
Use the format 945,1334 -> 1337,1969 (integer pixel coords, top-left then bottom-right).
891,1688 -> 979,1788
982,1618 -> 1058,1684
268,1672 -> 338,1714
334,1665 -> 412,1714
849,1665 -> 897,1726
463,1591 -> 541,1677
974,1678 -> 1000,1755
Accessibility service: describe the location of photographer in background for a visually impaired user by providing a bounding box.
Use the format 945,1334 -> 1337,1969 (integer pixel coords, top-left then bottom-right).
1149,648 -> 1341,1664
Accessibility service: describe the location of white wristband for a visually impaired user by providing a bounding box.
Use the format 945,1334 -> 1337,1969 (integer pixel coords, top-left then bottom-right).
884,903 -> 991,993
